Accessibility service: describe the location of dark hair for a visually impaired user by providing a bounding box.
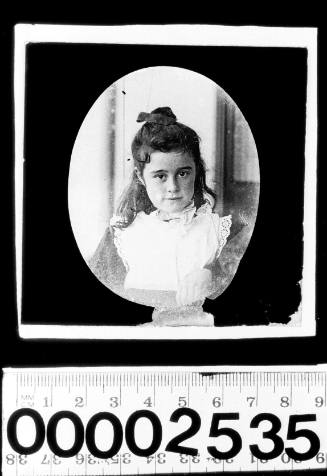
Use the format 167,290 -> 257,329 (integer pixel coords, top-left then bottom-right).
115,107 -> 216,227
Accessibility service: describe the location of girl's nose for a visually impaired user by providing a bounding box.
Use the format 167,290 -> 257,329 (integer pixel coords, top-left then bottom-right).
167,176 -> 179,193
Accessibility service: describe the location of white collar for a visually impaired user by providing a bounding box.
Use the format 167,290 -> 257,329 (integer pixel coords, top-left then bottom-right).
152,201 -> 212,225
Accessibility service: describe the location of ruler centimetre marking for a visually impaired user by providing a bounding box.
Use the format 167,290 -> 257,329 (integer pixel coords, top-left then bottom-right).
2,367 -> 327,475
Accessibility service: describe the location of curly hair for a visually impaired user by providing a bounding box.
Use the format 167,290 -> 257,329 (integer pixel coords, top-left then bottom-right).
115,107 -> 216,228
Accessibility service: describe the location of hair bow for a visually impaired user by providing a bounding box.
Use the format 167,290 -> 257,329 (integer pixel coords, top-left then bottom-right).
136,111 -> 176,126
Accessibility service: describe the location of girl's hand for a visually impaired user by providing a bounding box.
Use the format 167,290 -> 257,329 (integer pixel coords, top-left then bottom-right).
176,268 -> 213,306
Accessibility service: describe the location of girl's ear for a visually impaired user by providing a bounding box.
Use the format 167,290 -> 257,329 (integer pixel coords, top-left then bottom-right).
135,168 -> 145,186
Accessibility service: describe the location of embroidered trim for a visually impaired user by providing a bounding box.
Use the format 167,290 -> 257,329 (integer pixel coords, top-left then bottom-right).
196,201 -> 212,216
110,214 -> 128,228
216,214 -> 232,258
110,220 -> 129,271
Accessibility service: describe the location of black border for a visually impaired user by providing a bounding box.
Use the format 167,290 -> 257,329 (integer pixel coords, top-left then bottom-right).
2,21 -> 323,365
1,16 -> 325,476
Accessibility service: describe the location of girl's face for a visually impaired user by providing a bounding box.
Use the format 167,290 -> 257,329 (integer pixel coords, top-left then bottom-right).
141,150 -> 196,215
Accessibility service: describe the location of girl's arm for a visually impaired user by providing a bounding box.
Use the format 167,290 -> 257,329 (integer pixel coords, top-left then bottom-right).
207,214 -> 252,299
88,227 -> 126,293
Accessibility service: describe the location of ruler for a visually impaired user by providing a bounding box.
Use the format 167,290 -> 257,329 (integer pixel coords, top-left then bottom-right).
2,366 -> 327,474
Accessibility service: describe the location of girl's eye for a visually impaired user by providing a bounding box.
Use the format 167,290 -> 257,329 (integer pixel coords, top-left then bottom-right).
178,170 -> 190,177
154,174 -> 166,181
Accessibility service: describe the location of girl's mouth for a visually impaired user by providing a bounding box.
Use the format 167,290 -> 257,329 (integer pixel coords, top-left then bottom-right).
166,197 -> 182,200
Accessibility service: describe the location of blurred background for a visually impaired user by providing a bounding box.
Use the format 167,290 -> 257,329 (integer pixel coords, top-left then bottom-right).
68,67 -> 260,260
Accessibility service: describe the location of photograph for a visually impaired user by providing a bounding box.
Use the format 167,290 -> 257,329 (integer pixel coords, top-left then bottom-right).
2,19 -> 325,476
14,24 -> 317,339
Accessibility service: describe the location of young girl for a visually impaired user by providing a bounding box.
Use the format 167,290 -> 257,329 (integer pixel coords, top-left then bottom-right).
89,107 -> 233,326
